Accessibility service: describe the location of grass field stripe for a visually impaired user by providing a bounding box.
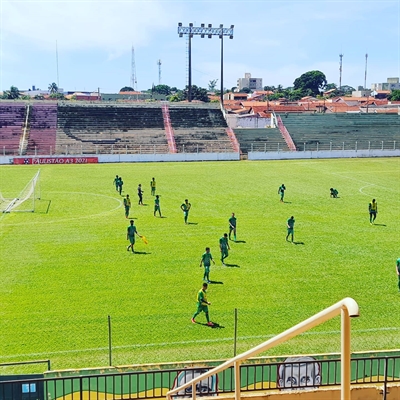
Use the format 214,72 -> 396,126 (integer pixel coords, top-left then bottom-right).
1,327 -> 399,360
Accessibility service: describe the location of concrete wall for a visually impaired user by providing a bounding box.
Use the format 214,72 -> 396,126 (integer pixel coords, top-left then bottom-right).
248,149 -> 400,160
0,152 -> 240,165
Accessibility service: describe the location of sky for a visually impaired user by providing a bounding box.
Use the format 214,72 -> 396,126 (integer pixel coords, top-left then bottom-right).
1,0 -> 399,93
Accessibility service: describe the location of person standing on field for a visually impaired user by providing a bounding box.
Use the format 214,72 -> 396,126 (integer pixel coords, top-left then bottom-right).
150,177 -> 156,196
114,175 -> 119,192
181,199 -> 191,224
396,258 -> 400,292
286,216 -> 295,242
200,247 -> 215,283
154,195 -> 161,217
123,194 -> 131,218
191,282 -> 214,326
228,213 -> 237,241
369,199 -> 378,224
126,219 -> 142,253
219,233 -> 230,265
138,184 -> 144,205
118,177 -> 123,195
278,184 -> 286,202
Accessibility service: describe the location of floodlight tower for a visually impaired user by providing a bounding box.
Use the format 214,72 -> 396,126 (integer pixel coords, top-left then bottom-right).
177,23 -> 234,104
339,53 -> 344,91
157,59 -> 162,85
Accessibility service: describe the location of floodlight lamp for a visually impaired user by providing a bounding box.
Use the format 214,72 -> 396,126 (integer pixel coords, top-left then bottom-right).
178,22 -> 182,27
179,33 -> 183,38
219,35 -> 222,39
189,22 -> 193,27
220,24 -> 223,28
208,34 -> 212,38
201,34 -> 204,38
230,25 -> 234,28
201,23 -> 205,27
208,24 -> 212,27
229,35 -> 233,39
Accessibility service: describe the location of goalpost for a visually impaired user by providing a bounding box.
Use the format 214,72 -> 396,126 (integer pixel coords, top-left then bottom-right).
0,170 -> 41,213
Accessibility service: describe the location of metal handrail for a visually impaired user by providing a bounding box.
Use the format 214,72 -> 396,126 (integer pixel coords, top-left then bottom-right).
166,297 -> 359,400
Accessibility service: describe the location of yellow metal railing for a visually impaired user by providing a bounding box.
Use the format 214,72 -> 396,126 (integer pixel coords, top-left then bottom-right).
166,297 -> 359,400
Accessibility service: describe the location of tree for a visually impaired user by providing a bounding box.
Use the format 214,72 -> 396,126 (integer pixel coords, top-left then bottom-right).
120,86 -> 134,92
208,79 -> 218,92
241,87 -> 251,93
48,82 -> 58,94
2,85 -> 20,99
49,92 -> 65,100
181,85 -> 210,102
325,83 -> 337,91
264,85 -> 276,92
293,70 -> 327,96
388,90 -> 400,101
153,84 -> 171,95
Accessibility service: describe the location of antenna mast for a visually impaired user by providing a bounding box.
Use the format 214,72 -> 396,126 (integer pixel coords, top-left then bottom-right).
131,46 -> 137,91
364,53 -> 368,90
157,59 -> 162,85
56,40 -> 59,87
339,53 -> 343,91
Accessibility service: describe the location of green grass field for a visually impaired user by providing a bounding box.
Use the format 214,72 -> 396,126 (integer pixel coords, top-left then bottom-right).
0,158 -> 399,373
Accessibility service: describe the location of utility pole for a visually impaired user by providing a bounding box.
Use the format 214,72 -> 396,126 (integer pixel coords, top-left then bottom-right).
364,53 -> 368,90
339,53 -> 344,91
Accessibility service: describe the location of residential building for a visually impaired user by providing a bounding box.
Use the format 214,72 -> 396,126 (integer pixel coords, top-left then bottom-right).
371,77 -> 400,91
237,73 -> 263,92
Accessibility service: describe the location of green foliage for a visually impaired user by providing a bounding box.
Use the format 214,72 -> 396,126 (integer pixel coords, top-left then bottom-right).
0,159 -> 399,371
2,85 -> 20,99
153,84 -> 171,95
208,79 -> 218,92
120,86 -> 134,92
241,87 -> 251,93
49,92 -> 65,99
293,70 -> 327,96
181,85 -> 210,102
48,82 -> 58,94
388,89 -> 400,101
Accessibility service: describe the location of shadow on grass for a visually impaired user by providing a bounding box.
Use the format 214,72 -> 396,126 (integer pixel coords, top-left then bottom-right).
293,241 -> 305,245
188,222 -> 198,225
133,251 -> 151,255
233,240 -> 246,243
372,223 -> 386,227
208,280 -> 223,285
196,322 -> 225,329
224,263 -> 240,268
35,199 -> 52,214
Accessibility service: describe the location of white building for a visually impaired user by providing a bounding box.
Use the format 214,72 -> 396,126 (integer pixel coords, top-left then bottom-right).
371,77 -> 400,91
237,73 -> 263,92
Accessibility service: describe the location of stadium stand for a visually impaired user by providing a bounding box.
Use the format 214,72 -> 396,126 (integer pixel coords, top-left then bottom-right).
56,103 -> 169,154
233,128 -> 290,153
0,102 -> 26,155
26,103 -> 58,155
279,113 -> 400,151
168,105 -> 234,153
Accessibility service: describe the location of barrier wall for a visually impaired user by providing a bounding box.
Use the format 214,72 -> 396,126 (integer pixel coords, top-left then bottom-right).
248,149 -> 400,160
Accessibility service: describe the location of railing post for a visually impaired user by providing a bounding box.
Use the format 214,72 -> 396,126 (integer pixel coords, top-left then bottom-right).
277,143 -> 280,152
35,146 -> 37,156
381,141 -> 384,150
111,144 -> 114,154
96,145 -> 98,155
125,144 -> 128,154
355,141 -> 357,151
341,307 -> 351,400
140,145 -> 142,154
330,141 -> 332,151
368,141 -> 371,151
50,146 -> 52,156
3,146 -> 5,156
183,144 -> 185,153
303,142 -> 306,152
316,142 -> 319,152
394,141 -> 396,150
65,145 -> 68,155
234,361 -> 241,400
154,144 -> 156,154
342,142 -> 345,151
81,144 -> 83,155
251,143 -> 253,152
197,144 -> 199,154
264,143 -> 266,152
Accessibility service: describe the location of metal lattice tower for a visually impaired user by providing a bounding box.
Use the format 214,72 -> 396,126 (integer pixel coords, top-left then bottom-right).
131,46 -> 137,91
364,53 -> 368,90
157,59 -> 162,85
339,53 -> 344,91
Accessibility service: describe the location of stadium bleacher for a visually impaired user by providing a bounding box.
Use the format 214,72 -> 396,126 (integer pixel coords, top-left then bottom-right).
279,113 -> 400,151
233,128 -> 290,153
0,103 -> 26,155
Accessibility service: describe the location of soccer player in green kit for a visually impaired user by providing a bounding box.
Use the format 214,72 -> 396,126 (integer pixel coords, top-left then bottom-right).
126,220 -> 142,253
228,213 -> 237,241
219,233 -> 230,265
286,216 -> 295,242
154,195 -> 161,217
191,282 -> 214,326
396,258 -> 400,292
200,247 -> 215,283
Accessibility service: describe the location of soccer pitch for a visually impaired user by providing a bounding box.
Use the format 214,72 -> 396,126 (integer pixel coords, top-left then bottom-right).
0,158 -> 399,372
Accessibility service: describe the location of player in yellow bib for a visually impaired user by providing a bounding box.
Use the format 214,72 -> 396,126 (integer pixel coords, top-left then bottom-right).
191,283 -> 214,326
368,199 -> 378,224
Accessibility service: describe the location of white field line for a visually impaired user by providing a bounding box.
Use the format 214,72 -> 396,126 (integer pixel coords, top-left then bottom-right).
0,191 -> 123,227
1,327 -> 399,360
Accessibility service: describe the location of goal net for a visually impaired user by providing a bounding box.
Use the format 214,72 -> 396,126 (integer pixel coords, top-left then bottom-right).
0,170 -> 41,213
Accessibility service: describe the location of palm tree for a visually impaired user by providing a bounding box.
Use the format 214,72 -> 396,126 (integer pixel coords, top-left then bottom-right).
48,82 -> 58,94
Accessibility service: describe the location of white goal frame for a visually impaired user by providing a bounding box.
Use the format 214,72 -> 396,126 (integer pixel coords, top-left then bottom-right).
0,170 -> 41,213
